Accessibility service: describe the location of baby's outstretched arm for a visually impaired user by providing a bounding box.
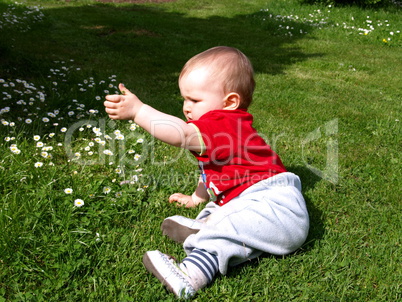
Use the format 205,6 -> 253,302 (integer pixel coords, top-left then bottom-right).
104,84 -> 202,152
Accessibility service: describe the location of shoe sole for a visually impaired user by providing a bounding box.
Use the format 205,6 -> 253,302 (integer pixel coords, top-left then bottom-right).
161,219 -> 200,243
143,252 -> 195,298
143,252 -> 175,292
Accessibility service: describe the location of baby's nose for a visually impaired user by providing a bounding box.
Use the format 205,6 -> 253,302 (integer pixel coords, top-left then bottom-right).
183,100 -> 191,111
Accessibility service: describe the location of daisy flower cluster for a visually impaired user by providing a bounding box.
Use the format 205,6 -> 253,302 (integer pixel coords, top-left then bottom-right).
258,5 -> 401,45
259,7 -> 331,36
1,60 -> 147,209
0,69 -> 109,135
0,2 -> 45,32
343,16 -> 401,44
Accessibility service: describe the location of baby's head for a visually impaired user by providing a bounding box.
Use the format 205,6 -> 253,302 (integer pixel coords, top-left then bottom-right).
179,46 -> 255,109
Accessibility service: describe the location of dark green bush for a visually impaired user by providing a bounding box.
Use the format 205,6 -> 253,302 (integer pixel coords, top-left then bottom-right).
300,0 -> 396,7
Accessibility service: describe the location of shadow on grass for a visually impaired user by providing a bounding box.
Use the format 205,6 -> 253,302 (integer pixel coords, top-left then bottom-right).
0,1 -> 323,115
289,165 -> 325,251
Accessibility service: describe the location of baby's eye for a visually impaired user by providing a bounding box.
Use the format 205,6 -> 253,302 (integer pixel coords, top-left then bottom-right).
182,96 -> 201,103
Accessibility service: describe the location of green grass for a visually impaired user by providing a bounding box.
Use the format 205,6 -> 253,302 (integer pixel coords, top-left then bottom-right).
0,0 -> 401,301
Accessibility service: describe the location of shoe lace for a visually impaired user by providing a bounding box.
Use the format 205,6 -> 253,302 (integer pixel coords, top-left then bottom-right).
163,254 -> 196,297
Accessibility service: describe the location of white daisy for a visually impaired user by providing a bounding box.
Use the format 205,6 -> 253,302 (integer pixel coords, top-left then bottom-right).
74,199 -> 84,207
103,187 -> 111,194
10,146 -> 21,154
34,162 -> 43,168
64,188 -> 73,194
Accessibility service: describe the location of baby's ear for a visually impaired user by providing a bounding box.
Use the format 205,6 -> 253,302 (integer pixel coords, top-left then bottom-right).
223,93 -> 241,110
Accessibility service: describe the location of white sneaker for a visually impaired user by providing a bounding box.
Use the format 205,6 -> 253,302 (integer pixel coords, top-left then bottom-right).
161,216 -> 205,243
143,250 -> 196,299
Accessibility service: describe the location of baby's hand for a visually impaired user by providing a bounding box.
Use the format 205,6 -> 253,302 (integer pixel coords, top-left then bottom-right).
104,83 -> 143,120
169,193 -> 198,208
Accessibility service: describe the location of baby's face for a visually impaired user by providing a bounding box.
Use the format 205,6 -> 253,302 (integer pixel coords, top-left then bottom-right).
179,67 -> 226,121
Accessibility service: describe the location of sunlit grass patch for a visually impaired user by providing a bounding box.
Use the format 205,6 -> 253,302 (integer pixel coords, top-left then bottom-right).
255,3 -> 401,45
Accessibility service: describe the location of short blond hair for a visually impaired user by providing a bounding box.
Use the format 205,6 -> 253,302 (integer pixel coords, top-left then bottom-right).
179,46 -> 255,109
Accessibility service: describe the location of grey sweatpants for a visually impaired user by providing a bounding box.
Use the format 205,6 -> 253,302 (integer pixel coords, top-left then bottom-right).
183,172 -> 310,275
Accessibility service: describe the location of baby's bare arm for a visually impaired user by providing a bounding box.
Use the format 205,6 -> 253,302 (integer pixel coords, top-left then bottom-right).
104,84 -> 202,152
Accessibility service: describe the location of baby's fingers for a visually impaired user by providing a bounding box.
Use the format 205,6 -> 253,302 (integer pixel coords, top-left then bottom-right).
119,83 -> 133,95
103,100 -> 120,112
168,193 -> 195,208
105,94 -> 122,102
168,193 -> 183,203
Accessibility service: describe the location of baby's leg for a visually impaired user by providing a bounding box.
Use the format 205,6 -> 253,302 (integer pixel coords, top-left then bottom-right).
161,202 -> 220,243
183,178 -> 309,275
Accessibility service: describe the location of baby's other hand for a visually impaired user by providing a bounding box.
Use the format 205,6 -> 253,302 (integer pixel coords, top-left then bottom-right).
169,193 -> 198,208
104,83 -> 143,120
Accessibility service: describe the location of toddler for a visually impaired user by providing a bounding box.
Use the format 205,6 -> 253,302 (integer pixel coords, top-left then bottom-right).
104,46 -> 309,299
